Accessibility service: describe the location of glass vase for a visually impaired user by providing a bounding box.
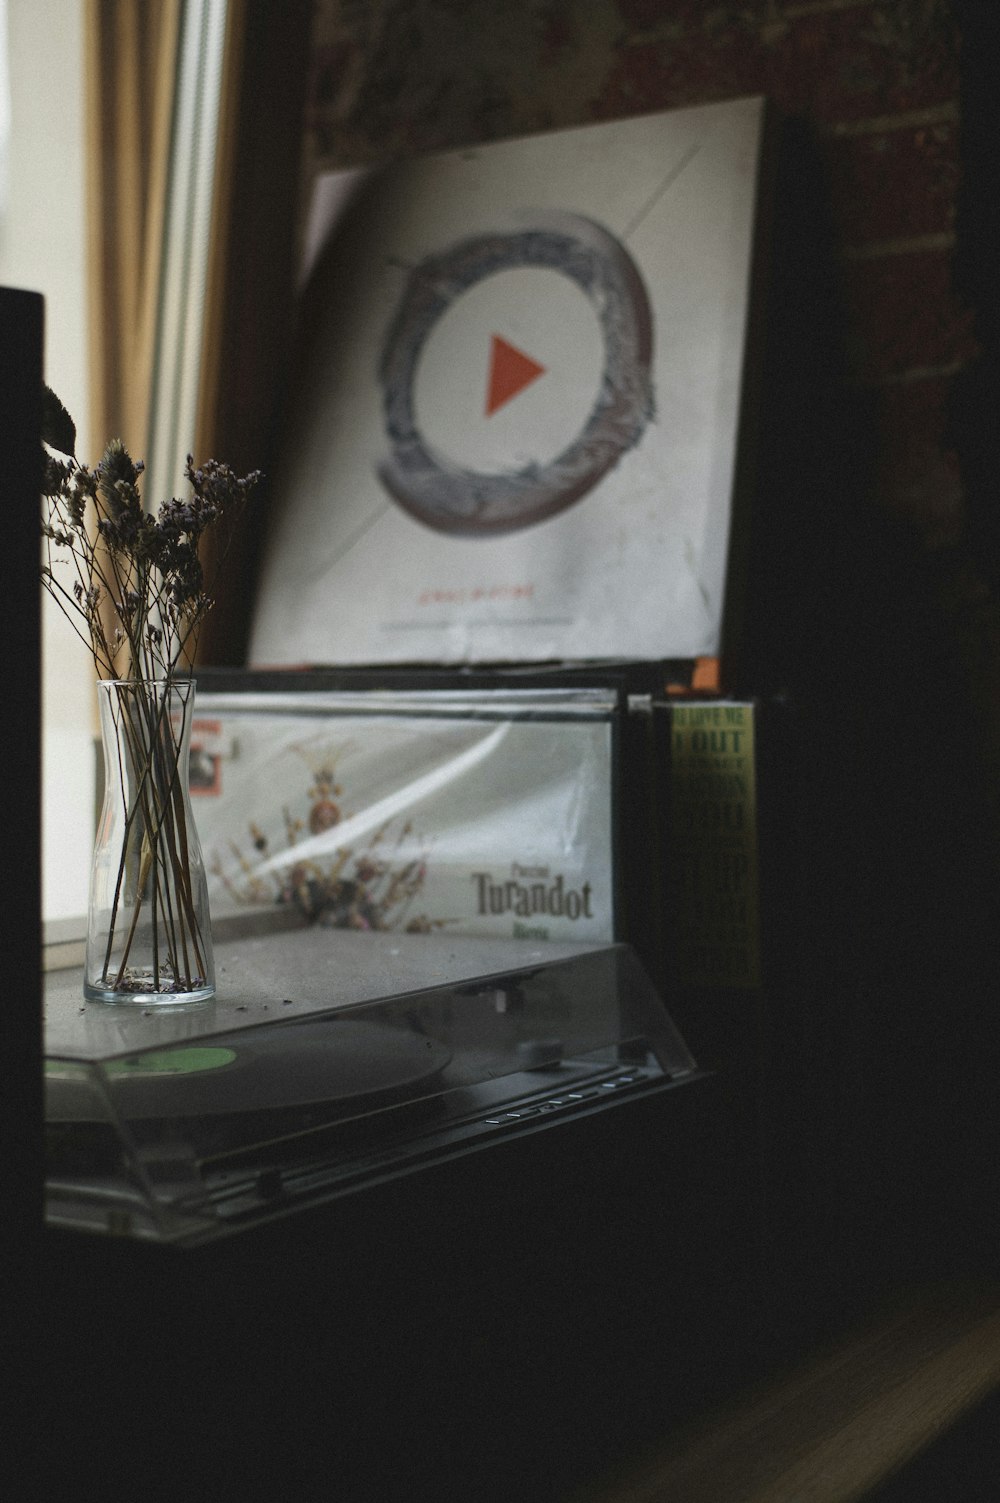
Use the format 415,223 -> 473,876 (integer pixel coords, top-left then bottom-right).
85,678 -> 215,1004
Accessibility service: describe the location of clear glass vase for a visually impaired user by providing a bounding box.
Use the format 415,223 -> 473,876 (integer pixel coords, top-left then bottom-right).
85,678 -> 215,1004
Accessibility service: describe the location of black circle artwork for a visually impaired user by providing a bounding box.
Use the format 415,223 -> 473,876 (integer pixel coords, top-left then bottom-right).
376,213 -> 655,536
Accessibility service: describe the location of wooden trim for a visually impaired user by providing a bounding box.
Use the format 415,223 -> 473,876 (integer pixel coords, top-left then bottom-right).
574,1283 -> 1000,1503
1,290 -> 44,1239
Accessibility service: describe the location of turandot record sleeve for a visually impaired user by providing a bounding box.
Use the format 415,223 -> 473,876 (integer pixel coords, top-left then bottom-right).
249,95 -> 768,666
188,684 -> 623,945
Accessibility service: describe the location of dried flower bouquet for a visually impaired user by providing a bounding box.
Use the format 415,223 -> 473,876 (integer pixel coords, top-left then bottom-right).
40,387 -> 260,1000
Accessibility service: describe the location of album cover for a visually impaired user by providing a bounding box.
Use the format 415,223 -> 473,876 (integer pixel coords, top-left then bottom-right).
659,697 -> 761,992
249,95 -> 768,667
189,687 -> 621,944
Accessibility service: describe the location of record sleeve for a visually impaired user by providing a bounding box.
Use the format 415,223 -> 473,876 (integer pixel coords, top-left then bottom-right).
248,96 -> 768,667
187,677 -> 625,947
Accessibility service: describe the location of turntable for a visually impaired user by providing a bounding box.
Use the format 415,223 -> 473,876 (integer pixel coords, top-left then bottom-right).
44,917 -> 710,1245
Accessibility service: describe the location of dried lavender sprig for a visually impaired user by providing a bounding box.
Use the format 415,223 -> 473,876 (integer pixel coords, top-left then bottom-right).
40,388 -> 260,683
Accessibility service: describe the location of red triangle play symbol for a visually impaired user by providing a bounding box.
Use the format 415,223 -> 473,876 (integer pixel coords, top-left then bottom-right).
486,334 -> 546,416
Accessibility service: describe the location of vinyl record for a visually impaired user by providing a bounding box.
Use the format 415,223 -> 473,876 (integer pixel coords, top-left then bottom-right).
49,1019 -> 451,1122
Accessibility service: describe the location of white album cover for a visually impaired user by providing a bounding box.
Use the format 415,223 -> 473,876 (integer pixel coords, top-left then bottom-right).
190,693 -> 617,944
249,96 -> 766,665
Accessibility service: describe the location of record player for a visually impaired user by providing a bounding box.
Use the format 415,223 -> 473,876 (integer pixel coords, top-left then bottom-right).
42,95 -> 770,1253
45,915 -> 715,1246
